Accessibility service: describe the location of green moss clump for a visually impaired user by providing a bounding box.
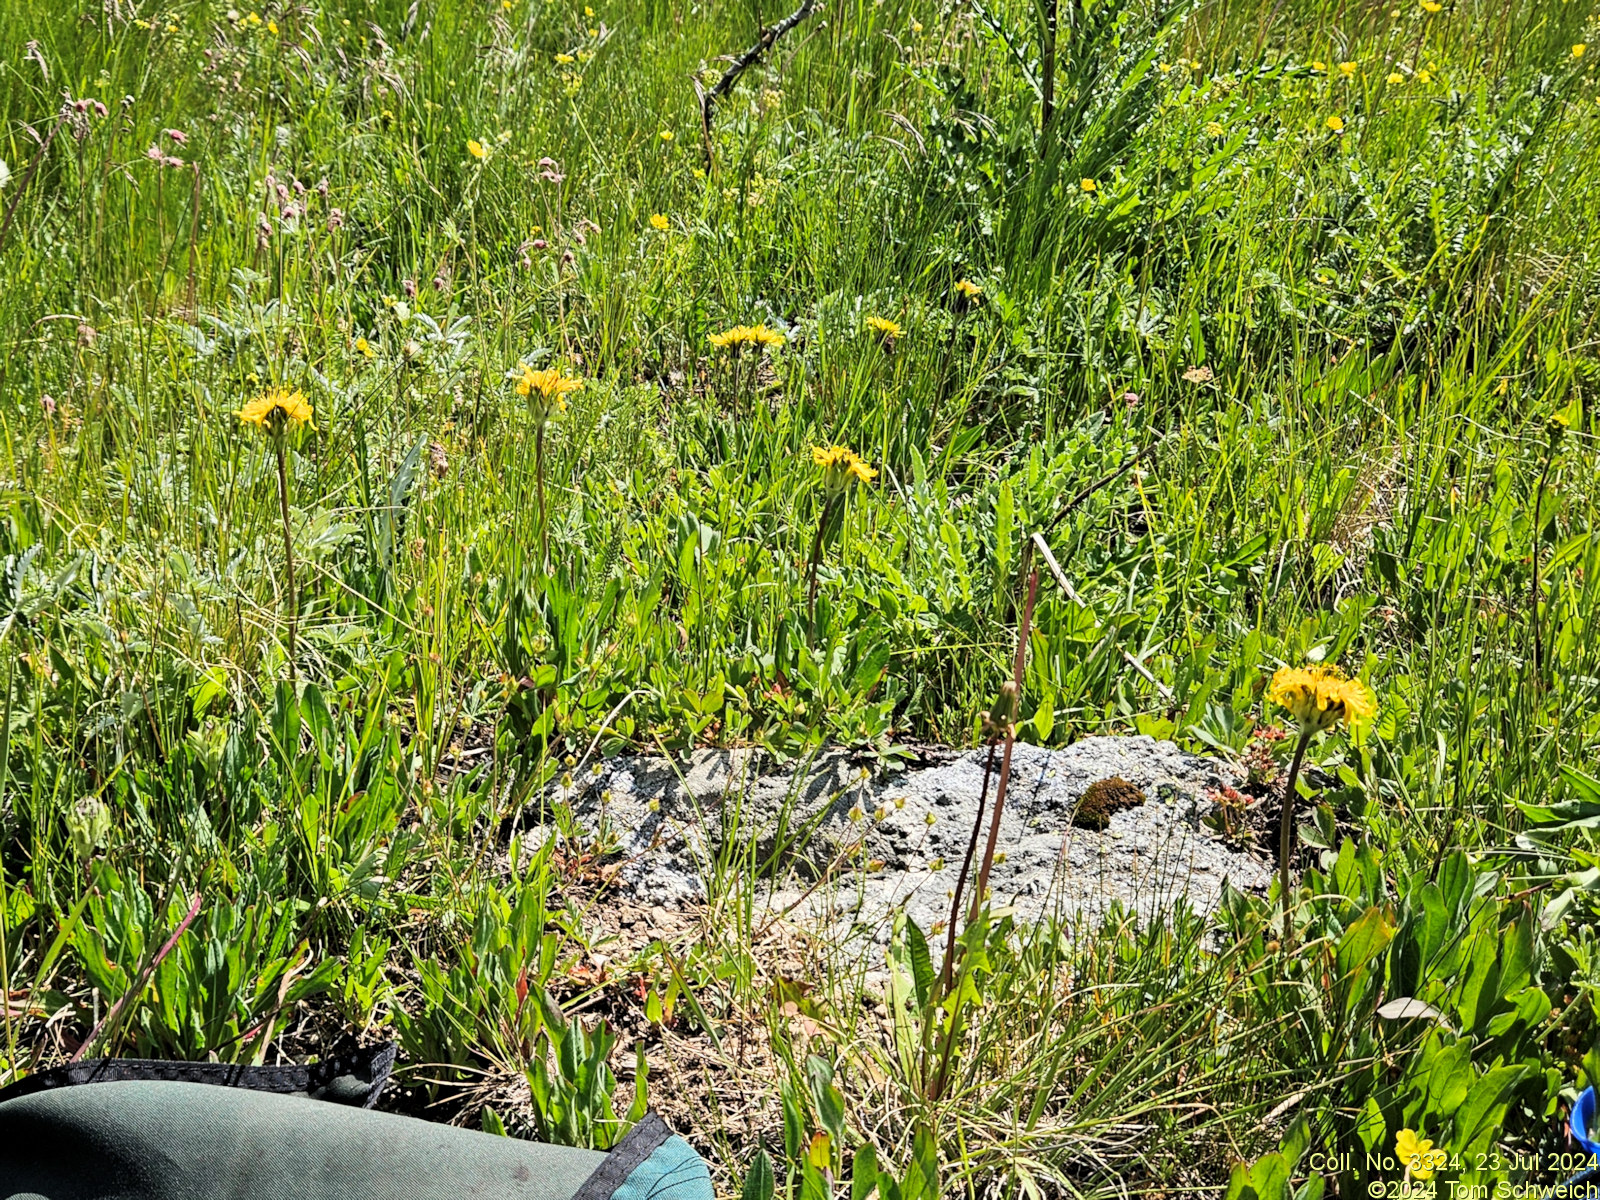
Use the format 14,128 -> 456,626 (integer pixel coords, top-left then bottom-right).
1073,776 -> 1147,831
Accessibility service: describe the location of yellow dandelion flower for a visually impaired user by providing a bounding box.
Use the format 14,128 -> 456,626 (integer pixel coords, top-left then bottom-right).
865,315 -> 903,340
1574,43 -> 1587,58
1338,61 -> 1357,76
1325,114 -> 1345,132
354,337 -> 375,359
235,387 -> 314,433
708,324 -> 785,350
1386,71 -> 1405,83
1269,665 -> 1376,733
467,139 -> 487,159
1080,177 -> 1097,192
514,363 -> 584,422
649,213 -> 669,231
812,445 -> 878,492
658,129 -> 674,141
954,279 -> 983,299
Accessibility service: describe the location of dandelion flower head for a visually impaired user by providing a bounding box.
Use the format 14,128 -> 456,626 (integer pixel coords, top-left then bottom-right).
467,139 -> 487,160
954,279 -> 982,299
812,444 -> 878,492
649,213 -> 669,231
708,324 -> 785,350
1325,114 -> 1345,132
235,387 -> 314,433
865,315 -> 903,340
515,363 -> 584,421
1269,664 -> 1376,733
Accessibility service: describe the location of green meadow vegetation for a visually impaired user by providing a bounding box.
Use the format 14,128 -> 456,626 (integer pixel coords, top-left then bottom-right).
1,0 -> 1599,1193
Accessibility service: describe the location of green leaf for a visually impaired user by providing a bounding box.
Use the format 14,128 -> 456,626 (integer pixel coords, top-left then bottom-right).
851,1144 -> 879,1200
904,917 -> 934,1010
742,1149 -> 777,1200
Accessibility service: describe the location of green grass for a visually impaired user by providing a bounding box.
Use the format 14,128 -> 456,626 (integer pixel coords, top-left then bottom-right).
1,0 -> 1599,1192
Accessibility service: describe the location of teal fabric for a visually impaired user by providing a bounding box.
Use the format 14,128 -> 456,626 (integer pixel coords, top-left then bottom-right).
610,1138 -> 713,1200
0,1079 -> 608,1199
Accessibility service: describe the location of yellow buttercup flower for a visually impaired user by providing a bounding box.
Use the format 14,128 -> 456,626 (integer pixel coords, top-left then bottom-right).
865,315 -> 903,340
467,139 -> 487,160
812,445 -> 877,492
235,387 -> 314,433
1338,61 -> 1357,75
1574,43 -> 1587,58
1311,60 -> 1326,73
555,52 -> 575,64
1420,0 -> 1441,11
954,279 -> 982,299
1386,71 -> 1405,83
354,337 -> 375,359
708,324 -> 785,350
515,363 -> 584,423
1080,177 -> 1097,193
1269,665 -> 1376,733
649,213 -> 669,231
1325,114 -> 1345,132
658,129 -> 674,142
1395,1129 -> 1445,1181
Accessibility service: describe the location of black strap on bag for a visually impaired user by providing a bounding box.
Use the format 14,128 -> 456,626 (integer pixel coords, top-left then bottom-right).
0,1042 -> 396,1109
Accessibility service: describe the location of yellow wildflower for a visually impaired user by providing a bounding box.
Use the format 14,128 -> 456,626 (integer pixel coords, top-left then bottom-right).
354,337 -> 375,359
1386,71 -> 1404,83
1311,61 -> 1326,73
708,324 -> 785,350
515,363 -> 584,422
555,52 -> 575,63
1205,120 -> 1225,137
1418,69 -> 1432,83
954,279 -> 983,299
659,129 -> 674,141
1338,61 -> 1357,75
266,18 -> 278,33
1395,1130 -> 1445,1181
649,213 -> 669,231
1574,43 -> 1587,58
1420,0 -> 1441,11
865,315 -> 903,340
1269,665 -> 1376,733
235,387 -> 314,433
467,139 -> 487,159
812,445 -> 877,492
1325,114 -> 1345,132
1080,177 -> 1097,193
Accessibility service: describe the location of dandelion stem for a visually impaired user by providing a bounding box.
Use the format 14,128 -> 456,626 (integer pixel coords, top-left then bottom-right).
536,422 -> 548,569
805,494 -> 834,639
1279,727 -> 1313,944
274,436 -> 298,682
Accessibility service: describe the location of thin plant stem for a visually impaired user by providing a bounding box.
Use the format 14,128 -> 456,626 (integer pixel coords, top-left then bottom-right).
1279,727 -> 1313,945
536,422 -> 548,569
938,740 -> 996,1000
274,437 -> 298,682
806,493 -> 836,639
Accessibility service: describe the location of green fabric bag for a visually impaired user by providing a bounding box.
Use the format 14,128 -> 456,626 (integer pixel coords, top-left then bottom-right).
0,1048 -> 711,1200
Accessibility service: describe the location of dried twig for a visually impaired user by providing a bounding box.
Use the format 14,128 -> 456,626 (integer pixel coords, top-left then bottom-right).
697,0 -> 818,167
